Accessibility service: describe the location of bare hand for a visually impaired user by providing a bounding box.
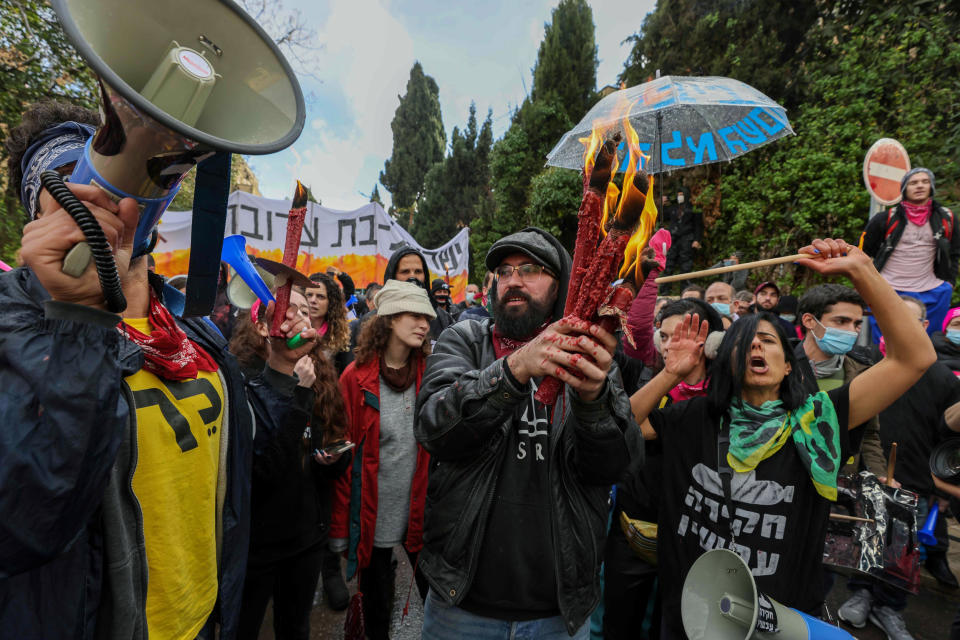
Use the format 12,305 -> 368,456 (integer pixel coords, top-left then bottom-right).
294,355 -> 316,388
691,241 -> 701,250
507,317 -> 617,402
314,449 -> 343,465
877,476 -> 902,489
663,313 -> 709,379
795,238 -> 872,277
21,183 -> 139,310
266,303 -> 318,374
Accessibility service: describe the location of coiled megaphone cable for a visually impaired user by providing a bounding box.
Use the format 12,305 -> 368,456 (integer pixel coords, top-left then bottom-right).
39,171 -> 126,313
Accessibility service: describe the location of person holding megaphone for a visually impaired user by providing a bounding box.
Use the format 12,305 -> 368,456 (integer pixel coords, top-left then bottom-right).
629,238 -> 935,638
0,102 -> 316,639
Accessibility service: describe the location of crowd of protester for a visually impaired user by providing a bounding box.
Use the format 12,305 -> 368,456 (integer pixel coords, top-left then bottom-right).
4,99 -> 960,640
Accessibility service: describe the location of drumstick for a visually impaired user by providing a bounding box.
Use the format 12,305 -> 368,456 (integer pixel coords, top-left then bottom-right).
886,442 -> 898,487
829,513 -> 875,524
655,254 -> 808,284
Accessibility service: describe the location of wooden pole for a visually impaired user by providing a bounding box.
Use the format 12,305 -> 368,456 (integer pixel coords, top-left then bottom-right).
655,253 -> 809,284
886,442 -> 898,487
829,513 -> 875,524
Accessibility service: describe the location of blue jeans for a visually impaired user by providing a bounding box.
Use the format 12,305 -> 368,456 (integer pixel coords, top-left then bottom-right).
422,589 -> 589,640
869,281 -> 953,342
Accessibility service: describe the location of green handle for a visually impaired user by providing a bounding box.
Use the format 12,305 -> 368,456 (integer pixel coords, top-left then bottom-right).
286,332 -> 306,349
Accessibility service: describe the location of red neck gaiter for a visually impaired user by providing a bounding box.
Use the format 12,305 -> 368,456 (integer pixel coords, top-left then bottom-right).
492,322 -> 549,359
119,293 -> 219,380
668,377 -> 709,403
903,199 -> 933,226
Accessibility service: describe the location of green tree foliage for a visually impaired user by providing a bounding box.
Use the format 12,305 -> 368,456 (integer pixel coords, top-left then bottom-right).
369,184 -> 383,205
379,62 -> 445,225
531,0 -> 598,123
619,0 -> 818,109
412,104 -> 494,248
700,7 -> 960,291
475,1 -> 598,273
0,0 -> 98,263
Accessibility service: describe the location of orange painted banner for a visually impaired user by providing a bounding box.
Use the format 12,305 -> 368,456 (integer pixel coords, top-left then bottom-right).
153,192 -> 470,302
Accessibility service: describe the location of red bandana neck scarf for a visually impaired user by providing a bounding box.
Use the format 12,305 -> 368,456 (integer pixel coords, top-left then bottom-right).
119,293 -> 219,381
492,322 -> 550,359
903,199 -> 932,226
668,377 -> 709,403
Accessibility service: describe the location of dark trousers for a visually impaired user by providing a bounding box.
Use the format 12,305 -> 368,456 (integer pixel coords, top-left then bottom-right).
359,546 -> 428,640
603,527 -> 660,640
237,543 -> 324,640
321,543 -> 343,579
662,240 -> 695,293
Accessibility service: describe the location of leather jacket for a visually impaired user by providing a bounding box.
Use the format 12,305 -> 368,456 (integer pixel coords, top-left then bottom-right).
414,318 -> 638,634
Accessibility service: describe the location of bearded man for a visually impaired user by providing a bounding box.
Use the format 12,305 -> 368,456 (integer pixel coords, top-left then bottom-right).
414,227 -> 635,639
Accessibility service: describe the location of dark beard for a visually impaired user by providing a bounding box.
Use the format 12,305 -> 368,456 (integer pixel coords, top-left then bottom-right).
493,287 -> 553,339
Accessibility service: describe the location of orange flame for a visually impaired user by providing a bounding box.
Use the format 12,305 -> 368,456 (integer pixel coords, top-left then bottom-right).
579,92 -> 659,281
292,180 -> 309,208
618,175 -> 658,284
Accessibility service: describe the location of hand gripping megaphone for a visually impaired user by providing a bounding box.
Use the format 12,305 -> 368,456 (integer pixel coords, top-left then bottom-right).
681,549 -> 854,639
49,0 -> 305,315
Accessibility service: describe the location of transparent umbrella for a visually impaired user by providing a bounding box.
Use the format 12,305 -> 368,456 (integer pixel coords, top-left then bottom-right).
546,75 -> 794,174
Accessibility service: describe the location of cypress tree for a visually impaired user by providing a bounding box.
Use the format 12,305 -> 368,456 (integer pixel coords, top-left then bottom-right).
530,0 -> 598,124
379,62 -> 446,225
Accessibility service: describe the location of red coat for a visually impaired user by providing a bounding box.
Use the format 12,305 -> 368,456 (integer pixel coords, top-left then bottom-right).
331,354 -> 430,577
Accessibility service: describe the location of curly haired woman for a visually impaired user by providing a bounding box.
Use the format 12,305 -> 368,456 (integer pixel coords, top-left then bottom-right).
302,272 -> 351,374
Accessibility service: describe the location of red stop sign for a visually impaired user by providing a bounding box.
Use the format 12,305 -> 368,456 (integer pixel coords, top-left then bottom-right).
863,138 -> 910,206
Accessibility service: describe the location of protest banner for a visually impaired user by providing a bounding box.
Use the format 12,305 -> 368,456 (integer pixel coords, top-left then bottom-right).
154,192 -> 470,301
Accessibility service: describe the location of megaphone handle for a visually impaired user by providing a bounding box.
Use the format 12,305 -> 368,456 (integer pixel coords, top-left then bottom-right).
39,171 -> 126,313
63,242 -> 93,277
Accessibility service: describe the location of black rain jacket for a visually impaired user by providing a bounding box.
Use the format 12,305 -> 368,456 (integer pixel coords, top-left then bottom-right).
862,200 -> 960,284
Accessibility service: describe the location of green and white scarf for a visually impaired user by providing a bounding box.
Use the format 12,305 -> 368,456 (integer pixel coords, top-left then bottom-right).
727,391 -> 842,501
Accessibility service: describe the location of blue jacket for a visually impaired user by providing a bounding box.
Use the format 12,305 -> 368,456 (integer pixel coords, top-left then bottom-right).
0,267 -> 262,639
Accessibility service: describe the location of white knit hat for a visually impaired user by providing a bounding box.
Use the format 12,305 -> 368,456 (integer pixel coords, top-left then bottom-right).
375,279 -> 437,318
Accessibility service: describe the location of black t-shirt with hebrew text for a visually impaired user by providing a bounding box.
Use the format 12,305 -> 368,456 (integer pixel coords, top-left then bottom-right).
650,386 -> 851,638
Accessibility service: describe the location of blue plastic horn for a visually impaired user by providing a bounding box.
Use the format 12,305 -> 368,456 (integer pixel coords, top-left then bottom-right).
221,235 -> 275,308
919,501 -> 940,547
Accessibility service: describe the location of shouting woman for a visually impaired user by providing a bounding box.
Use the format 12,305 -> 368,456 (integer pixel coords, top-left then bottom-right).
629,238 -> 935,637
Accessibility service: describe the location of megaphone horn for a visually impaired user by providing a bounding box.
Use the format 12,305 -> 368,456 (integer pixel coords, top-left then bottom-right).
50,0 -> 305,314
681,549 -> 854,639
221,235 -> 275,310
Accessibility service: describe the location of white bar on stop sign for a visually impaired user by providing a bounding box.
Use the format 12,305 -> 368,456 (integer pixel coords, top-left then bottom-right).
869,161 -> 907,181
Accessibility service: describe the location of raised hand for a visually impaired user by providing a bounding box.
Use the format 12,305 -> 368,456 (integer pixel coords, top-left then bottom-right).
794,238 -> 872,277
663,313 -> 709,379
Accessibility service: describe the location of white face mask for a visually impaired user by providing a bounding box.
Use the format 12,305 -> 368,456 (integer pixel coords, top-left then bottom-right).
677,194 -> 685,204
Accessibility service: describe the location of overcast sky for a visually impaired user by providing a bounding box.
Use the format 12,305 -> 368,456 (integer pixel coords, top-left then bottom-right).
247,0 -> 657,217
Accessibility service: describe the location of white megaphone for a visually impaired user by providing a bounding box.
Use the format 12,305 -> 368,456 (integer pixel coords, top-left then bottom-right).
49,0 -> 305,315
681,549 -> 854,639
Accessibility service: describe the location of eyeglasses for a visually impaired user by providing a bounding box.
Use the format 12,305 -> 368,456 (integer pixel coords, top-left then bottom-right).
494,263 -> 553,283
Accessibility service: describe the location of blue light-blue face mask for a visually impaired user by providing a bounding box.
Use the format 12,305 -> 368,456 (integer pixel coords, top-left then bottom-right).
711,302 -> 731,316
946,330 -> 960,346
814,318 -> 858,355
